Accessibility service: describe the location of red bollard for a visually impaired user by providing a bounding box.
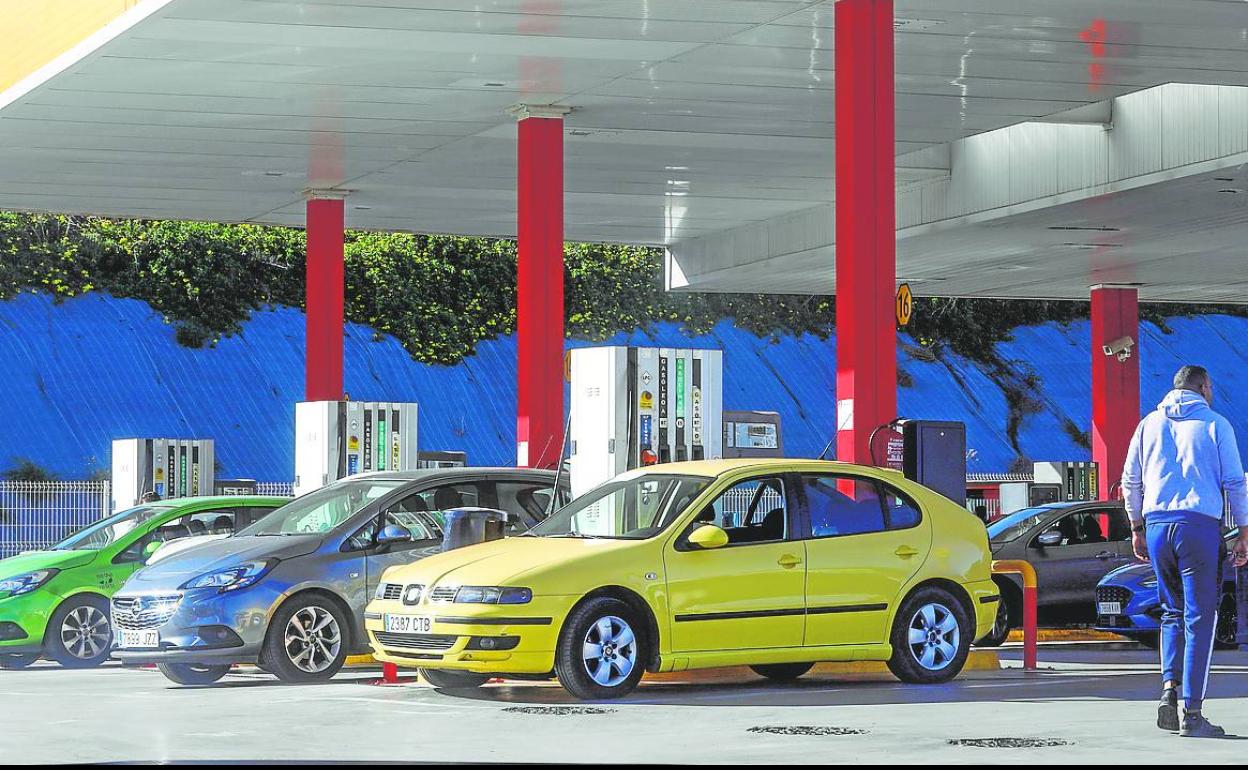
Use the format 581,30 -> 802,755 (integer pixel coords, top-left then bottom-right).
992,559 -> 1039,671
383,662 -> 398,684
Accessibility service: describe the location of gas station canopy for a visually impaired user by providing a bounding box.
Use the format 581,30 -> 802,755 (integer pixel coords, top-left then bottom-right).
3,0 -> 1248,301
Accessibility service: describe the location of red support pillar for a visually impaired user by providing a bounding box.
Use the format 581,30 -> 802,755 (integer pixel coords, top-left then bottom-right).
305,193 -> 346,402
513,105 -> 568,469
1091,285 -> 1140,499
835,0 -> 896,465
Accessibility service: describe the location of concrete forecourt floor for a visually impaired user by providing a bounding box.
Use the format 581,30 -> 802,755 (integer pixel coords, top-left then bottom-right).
3,645 -> 1248,764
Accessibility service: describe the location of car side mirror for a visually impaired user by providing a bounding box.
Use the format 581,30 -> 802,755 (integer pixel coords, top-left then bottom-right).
376,523 -> 413,547
687,524 -> 729,550
141,540 -> 162,564
1036,531 -> 1063,548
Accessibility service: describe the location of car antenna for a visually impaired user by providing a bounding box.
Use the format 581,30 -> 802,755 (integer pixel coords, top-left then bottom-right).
544,409 -> 573,516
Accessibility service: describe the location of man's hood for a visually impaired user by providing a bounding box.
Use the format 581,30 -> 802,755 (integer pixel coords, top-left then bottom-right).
1158,389 -> 1211,421
0,549 -> 95,577
123,534 -> 321,587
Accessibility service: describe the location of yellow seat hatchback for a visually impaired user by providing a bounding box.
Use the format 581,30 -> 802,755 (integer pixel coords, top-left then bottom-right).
366,459 -> 998,699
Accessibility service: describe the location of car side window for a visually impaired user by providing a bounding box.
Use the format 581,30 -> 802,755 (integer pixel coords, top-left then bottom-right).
701,477 -> 788,546
419,482 -> 482,512
495,481 -> 558,532
1105,510 -> 1132,542
115,515 -> 200,563
180,507 -> 241,537
1040,511 -> 1115,547
345,493 -> 447,551
800,475 -> 886,538
881,485 -> 922,530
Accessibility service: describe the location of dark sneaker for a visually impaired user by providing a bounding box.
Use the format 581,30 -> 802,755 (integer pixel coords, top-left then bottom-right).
1180,713 -> 1227,738
1157,689 -> 1179,731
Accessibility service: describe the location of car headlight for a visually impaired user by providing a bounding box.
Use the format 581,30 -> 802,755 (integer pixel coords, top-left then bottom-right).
0,569 -> 58,598
181,561 -> 274,593
453,586 -> 532,605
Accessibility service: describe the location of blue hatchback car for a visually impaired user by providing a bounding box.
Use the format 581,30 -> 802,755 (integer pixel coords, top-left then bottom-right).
1094,528 -> 1239,649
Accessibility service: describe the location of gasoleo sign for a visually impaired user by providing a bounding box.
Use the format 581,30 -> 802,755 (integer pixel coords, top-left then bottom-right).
895,283 -> 914,327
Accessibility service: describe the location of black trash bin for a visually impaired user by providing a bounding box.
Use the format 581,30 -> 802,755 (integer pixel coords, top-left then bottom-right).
441,507 -> 508,552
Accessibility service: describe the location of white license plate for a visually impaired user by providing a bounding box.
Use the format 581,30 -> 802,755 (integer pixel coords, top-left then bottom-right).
117,629 -> 160,649
384,614 -> 432,634
1098,601 -> 1122,616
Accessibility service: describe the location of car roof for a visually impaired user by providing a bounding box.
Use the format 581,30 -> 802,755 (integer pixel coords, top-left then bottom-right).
337,467 -> 558,482
147,495 -> 290,508
618,458 -> 907,479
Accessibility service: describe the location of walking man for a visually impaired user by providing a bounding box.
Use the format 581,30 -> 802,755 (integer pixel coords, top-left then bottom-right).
1123,365 -> 1248,737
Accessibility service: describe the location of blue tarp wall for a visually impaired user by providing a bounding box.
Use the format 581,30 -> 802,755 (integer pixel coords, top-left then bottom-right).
2,292 -> 1247,480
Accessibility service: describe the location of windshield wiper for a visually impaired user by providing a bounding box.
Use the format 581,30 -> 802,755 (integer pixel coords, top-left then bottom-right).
544,532 -> 602,539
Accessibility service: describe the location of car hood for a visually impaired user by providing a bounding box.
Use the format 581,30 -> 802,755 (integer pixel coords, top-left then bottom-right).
0,549 -> 96,577
146,534 -> 229,565
385,535 -> 634,589
124,534 -> 322,588
1100,561 -> 1152,586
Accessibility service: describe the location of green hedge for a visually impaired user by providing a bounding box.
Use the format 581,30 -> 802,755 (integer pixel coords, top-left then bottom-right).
1,212 -> 1244,368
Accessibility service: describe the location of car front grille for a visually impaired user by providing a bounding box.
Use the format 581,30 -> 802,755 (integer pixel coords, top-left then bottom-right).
1096,586 -> 1132,606
429,586 -> 458,603
379,583 -> 402,601
373,632 -> 458,652
111,595 -> 182,631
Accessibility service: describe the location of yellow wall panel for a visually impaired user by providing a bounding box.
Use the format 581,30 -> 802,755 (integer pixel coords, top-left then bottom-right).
0,0 -> 143,92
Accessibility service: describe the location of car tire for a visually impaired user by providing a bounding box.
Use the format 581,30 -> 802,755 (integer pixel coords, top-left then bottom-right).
261,594 -> 348,684
158,662 -> 231,685
46,595 -> 112,668
749,662 -> 814,681
886,586 -> 972,685
0,653 -> 39,670
418,669 -> 491,689
1215,591 -> 1238,651
974,600 -> 1012,648
554,597 -> 646,700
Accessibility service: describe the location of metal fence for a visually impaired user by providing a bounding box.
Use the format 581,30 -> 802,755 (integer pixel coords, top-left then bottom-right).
719,486 -> 784,527
966,498 -> 1003,520
0,481 -> 111,558
255,481 -> 295,497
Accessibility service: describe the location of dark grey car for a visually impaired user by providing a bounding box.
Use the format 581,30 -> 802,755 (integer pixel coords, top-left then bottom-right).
976,500 -> 1134,646
110,468 -> 567,685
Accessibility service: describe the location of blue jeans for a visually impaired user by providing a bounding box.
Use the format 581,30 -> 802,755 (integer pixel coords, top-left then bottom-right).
1145,511 -> 1223,711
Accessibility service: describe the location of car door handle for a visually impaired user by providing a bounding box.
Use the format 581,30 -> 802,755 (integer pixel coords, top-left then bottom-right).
894,546 -> 920,558
1095,551 -> 1115,560
777,554 -> 803,568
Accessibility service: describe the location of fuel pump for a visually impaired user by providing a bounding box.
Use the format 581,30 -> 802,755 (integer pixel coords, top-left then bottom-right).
294,401 -> 419,496
112,438 -> 215,510
569,346 -> 723,496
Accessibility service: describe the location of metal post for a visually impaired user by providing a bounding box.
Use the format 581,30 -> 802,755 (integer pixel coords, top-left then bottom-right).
834,0 -> 897,465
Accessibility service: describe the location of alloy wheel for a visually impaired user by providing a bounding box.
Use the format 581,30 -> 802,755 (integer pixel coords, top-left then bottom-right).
907,602 -> 960,671
284,606 -> 342,674
61,605 -> 110,661
581,615 -> 638,688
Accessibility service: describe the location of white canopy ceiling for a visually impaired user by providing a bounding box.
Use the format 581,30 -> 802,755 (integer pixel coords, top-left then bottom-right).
2,0 -> 1248,299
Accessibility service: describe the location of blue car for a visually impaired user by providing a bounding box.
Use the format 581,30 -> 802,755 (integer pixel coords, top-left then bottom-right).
1094,528 -> 1239,649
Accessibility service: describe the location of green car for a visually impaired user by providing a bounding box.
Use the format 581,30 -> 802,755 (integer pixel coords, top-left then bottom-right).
0,495 -> 287,670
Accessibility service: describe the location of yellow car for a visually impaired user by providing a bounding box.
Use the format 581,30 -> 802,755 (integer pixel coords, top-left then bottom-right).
366,459 -> 998,699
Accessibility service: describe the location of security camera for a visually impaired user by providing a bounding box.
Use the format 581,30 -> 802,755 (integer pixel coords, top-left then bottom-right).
1102,335 -> 1135,362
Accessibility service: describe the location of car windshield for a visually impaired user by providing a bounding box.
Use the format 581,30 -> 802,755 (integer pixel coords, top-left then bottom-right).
241,479 -> 408,536
987,506 -> 1059,543
51,506 -> 166,551
530,474 -> 710,540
